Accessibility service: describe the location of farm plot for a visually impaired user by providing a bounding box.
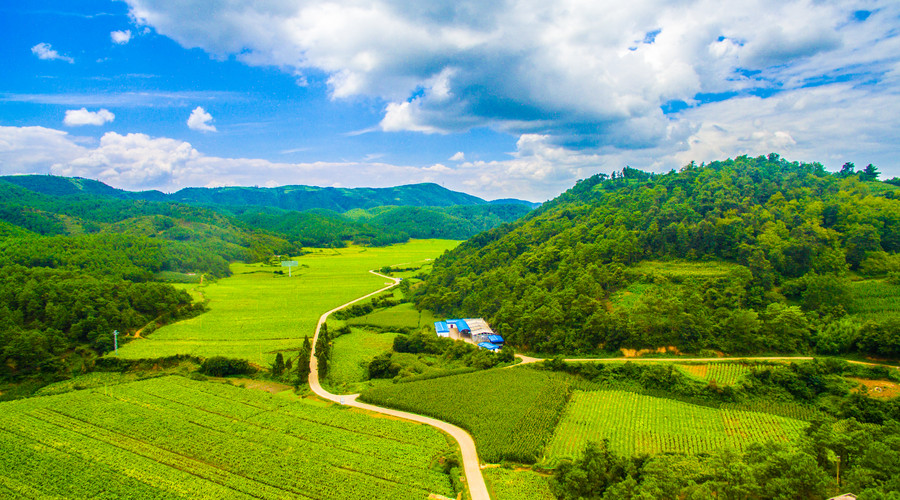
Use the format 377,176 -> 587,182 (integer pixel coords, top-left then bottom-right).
848,279 -> 900,321
328,327 -> 399,389
346,301 -> 438,331
545,390 -> 808,460
117,239 -> 458,365
676,363 -> 750,386
0,376 -> 455,500
483,467 -> 555,500
361,366 -> 572,463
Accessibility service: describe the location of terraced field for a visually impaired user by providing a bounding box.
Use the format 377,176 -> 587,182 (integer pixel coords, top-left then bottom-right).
545,390 -> 808,460
0,376 -> 455,500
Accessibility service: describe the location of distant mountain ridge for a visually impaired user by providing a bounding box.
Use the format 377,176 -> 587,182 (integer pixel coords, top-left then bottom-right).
0,174 -> 537,248
0,175 -> 538,212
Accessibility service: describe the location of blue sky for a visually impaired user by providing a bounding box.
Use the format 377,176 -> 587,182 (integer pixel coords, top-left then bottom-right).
1,0 -> 898,201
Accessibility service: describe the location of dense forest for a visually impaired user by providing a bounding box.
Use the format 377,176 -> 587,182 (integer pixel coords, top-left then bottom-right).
417,155 -> 900,357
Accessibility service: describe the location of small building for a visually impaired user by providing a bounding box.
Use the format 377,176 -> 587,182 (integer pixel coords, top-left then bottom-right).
486,334 -> 505,345
446,319 -> 471,335
477,342 -> 502,351
434,321 -> 450,338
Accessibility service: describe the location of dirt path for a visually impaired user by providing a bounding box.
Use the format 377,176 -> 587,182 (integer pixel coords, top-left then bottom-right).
308,270 -> 491,500
515,354 -> 899,370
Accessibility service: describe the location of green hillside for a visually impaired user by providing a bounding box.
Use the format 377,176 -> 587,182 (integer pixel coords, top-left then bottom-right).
1,175 -> 534,245
416,155 -> 900,357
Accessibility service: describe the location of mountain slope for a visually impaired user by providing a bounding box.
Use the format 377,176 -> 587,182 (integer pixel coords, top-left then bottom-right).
416,154 -> 900,357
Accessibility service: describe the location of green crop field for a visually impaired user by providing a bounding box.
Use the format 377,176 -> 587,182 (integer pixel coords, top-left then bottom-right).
484,467 -> 555,500
346,301 -> 438,330
327,326 -> 399,390
0,376 -> 455,500
631,259 -> 746,280
117,239 -> 459,365
545,390 -> 808,460
361,366 -> 572,463
676,363 -> 751,386
848,278 -> 900,320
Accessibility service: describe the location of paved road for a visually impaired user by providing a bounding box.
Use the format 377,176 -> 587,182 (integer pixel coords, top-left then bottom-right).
307,270 -> 491,500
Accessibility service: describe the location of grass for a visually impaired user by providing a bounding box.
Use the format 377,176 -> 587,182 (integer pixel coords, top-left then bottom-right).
327,327 -> 399,391
847,278 -> 900,320
361,366 -> 572,463
545,390 -> 808,460
676,363 -> 751,386
346,302 -> 437,330
116,239 -> 459,365
0,376 -> 456,500
631,259 -> 746,280
484,467 -> 555,500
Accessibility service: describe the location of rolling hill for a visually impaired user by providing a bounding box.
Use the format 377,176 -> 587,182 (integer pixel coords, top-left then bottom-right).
416,154 -> 900,357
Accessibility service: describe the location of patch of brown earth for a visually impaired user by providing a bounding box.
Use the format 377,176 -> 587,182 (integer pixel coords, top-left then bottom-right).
848,378 -> 900,399
620,346 -> 682,358
680,364 -> 709,378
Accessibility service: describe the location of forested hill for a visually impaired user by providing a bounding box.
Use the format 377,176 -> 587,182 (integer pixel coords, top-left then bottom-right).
0,175 -> 536,245
417,155 -> 900,357
0,175 -> 537,211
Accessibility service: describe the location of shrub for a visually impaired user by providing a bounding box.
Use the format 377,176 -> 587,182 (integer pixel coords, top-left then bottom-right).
200,356 -> 256,377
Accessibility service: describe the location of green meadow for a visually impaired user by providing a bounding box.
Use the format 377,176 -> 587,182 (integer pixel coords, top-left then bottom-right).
116,240 -> 459,365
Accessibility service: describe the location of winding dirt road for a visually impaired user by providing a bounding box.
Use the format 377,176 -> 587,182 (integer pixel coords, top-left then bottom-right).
307,270 -> 491,500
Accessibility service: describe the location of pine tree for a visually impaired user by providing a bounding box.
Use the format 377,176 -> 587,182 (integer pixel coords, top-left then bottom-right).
271,352 -> 285,377
295,336 -> 312,387
315,325 -> 330,377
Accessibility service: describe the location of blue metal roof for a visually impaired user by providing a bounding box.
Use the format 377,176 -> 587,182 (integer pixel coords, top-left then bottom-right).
487,335 -> 504,344
477,342 -> 501,351
434,321 -> 449,333
445,319 -> 471,332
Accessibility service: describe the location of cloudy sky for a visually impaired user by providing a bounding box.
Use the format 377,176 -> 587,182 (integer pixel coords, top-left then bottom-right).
1,0 -> 898,201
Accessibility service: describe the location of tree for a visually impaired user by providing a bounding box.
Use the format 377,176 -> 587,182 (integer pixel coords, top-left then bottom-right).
295,336 -> 311,387
861,163 -> 880,181
270,352 -> 285,377
839,162 -> 856,178
315,325 -> 330,377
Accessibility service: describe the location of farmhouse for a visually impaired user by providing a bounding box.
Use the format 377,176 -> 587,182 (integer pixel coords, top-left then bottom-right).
437,317 -> 505,349
434,321 -> 450,338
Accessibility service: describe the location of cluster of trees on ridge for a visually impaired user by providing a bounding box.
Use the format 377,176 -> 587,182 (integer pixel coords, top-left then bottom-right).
416,154 -> 900,357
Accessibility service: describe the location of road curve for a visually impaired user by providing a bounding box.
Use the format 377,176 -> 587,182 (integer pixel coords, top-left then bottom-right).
308,270 -> 491,500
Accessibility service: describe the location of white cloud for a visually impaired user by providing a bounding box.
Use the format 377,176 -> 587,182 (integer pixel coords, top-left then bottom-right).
449,152 -> 465,161
31,42 -> 74,63
111,30 -> 133,44
123,0 -> 900,152
186,106 -> 217,132
63,108 -> 115,126
0,126 -> 87,175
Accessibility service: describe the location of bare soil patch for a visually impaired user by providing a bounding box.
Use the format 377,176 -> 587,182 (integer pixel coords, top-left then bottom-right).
849,378 -> 900,399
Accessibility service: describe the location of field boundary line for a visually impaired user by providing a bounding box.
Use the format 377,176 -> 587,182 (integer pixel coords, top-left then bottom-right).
308,270 -> 491,500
